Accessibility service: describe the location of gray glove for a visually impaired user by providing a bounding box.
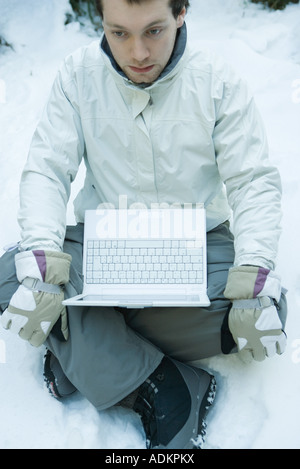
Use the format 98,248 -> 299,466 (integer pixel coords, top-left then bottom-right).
0,250 -> 72,347
224,265 -> 286,362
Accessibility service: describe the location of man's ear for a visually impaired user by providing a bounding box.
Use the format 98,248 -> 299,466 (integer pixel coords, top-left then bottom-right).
176,7 -> 186,28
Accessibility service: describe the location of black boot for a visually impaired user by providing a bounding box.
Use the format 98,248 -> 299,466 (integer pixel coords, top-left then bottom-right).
43,349 -> 77,399
133,357 -> 216,449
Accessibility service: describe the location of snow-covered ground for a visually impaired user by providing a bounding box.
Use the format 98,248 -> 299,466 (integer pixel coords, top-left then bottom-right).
0,0 -> 300,449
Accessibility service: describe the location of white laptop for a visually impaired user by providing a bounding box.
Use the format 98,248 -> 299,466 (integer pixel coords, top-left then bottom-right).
63,206 -> 210,308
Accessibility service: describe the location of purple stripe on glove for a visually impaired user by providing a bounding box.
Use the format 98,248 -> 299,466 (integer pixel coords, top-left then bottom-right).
254,267 -> 270,298
33,251 -> 47,282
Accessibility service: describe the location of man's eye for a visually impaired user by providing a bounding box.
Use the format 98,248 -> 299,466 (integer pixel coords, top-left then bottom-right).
113,31 -> 126,38
148,29 -> 161,36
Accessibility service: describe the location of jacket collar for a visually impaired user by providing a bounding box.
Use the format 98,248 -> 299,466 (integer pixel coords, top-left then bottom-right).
100,22 -> 188,90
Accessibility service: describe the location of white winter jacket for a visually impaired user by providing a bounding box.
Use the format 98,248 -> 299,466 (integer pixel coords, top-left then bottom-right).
18,24 -> 282,269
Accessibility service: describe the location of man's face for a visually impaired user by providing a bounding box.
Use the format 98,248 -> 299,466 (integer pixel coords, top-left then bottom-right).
102,0 -> 186,84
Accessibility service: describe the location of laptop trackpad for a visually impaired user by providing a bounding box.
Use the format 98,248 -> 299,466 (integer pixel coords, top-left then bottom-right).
84,294 -> 204,307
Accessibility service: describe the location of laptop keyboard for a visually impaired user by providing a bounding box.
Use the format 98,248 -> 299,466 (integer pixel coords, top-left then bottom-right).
86,239 -> 204,285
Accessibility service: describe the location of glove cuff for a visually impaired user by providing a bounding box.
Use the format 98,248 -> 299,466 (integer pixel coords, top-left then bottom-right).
224,265 -> 281,302
15,250 -> 72,285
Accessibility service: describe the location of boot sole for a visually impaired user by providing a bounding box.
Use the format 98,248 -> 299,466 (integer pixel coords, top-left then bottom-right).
43,349 -> 63,399
192,374 -> 217,448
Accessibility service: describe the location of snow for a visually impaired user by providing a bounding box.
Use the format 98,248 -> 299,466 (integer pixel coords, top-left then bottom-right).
0,0 -> 300,449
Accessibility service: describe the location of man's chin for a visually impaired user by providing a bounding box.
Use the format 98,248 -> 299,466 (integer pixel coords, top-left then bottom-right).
123,66 -> 161,84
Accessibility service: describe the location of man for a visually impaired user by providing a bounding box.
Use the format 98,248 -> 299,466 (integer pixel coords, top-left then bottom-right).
0,0 -> 287,449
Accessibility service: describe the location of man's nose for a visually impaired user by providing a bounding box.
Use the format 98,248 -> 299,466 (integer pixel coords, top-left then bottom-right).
130,37 -> 150,62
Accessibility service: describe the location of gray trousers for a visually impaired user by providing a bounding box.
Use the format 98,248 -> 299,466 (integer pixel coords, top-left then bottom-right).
0,222 -> 236,410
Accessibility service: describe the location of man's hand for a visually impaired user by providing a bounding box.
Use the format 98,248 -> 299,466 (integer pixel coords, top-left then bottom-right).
0,250 -> 71,347
224,265 -> 286,362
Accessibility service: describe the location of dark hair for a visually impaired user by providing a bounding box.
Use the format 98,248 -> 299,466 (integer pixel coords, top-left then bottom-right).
96,0 -> 190,19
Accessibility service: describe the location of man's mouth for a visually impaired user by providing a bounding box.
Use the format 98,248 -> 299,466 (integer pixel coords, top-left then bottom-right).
129,65 -> 155,74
